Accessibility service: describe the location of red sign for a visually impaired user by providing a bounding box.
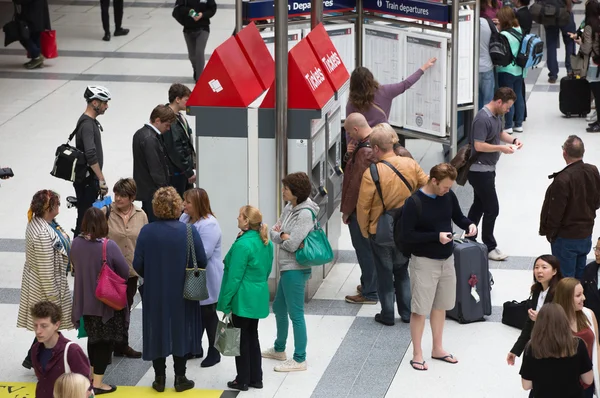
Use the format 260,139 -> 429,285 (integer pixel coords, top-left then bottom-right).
235,22 -> 274,91
261,38 -> 334,109
305,23 -> 349,92
188,36 -> 263,108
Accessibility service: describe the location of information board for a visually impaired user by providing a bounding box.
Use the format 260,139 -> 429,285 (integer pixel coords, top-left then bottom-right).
261,29 -> 302,59
403,32 -> 447,136
457,10 -> 474,104
325,24 -> 354,119
363,25 -> 404,127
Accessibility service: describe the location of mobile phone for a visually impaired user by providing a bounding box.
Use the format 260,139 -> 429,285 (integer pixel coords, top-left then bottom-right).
446,233 -> 453,239
0,168 -> 14,178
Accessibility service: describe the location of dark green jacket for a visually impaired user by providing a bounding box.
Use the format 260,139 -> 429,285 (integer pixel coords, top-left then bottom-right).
217,230 -> 273,319
162,112 -> 196,178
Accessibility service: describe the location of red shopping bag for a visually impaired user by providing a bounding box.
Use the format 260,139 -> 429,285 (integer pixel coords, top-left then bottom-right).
40,30 -> 58,59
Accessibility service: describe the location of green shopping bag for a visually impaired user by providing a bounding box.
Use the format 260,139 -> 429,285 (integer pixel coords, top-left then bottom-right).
77,316 -> 87,339
295,209 -> 334,266
214,315 -> 240,357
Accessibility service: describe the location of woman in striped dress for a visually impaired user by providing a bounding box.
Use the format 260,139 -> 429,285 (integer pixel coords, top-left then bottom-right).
17,190 -> 73,369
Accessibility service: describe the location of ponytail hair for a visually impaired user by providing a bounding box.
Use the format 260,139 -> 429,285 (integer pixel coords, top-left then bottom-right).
240,205 -> 269,245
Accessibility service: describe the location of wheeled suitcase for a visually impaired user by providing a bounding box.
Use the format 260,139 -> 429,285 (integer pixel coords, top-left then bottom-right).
447,240 -> 492,324
559,76 -> 591,118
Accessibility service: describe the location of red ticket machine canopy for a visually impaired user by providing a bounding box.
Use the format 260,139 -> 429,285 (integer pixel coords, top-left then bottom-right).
235,22 -> 275,91
305,23 -> 350,92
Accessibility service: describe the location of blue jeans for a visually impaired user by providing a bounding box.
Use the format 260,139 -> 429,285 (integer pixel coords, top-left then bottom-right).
348,213 -> 378,300
369,237 -> 411,323
498,72 -> 525,129
19,31 -> 41,59
479,70 -> 495,110
551,236 -> 592,279
544,13 -> 576,79
273,270 -> 310,363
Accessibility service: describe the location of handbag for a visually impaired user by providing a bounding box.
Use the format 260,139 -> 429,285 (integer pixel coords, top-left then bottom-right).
77,316 -> 87,339
570,52 -> 586,78
369,161 -> 413,246
214,315 -> 241,356
501,298 -> 531,330
3,5 -> 29,47
296,209 -> 334,266
41,30 -> 58,59
95,238 -> 127,311
50,119 -> 88,183
183,224 -> 209,301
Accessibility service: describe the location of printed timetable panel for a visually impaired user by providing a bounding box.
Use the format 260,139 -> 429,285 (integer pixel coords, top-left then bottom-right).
457,10 -> 474,104
261,30 -> 302,59
363,25 -> 404,127
403,32 -> 447,137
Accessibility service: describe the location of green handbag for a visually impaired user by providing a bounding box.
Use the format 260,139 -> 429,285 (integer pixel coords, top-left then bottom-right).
295,209 -> 334,266
77,316 -> 87,339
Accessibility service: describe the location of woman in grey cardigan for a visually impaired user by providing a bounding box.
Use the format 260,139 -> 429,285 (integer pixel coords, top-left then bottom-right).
262,172 -> 318,372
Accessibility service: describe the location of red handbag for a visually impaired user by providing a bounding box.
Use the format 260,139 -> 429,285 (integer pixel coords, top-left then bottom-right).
95,239 -> 127,311
40,30 -> 58,59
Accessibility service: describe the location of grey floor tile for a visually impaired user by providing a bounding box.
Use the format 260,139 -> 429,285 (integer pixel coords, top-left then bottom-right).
336,249 -> 357,264
0,238 -> 25,252
0,288 -> 21,305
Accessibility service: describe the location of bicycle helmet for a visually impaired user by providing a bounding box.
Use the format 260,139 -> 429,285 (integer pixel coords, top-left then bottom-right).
84,86 -> 111,102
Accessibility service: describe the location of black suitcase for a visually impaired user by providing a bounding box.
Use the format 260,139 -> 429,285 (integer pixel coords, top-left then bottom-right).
559,76 -> 591,118
447,240 -> 492,324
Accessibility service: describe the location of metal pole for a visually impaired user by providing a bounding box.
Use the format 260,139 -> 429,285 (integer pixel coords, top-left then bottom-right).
311,0 -> 324,28
235,0 -> 243,33
449,0 -> 459,157
275,0 -> 288,279
473,0 -> 481,114
355,0 -> 363,67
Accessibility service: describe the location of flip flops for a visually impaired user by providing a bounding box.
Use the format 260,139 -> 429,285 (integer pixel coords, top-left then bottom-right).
410,360 -> 427,371
431,354 -> 458,364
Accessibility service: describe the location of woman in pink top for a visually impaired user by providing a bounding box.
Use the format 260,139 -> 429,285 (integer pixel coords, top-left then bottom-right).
481,0 -> 502,20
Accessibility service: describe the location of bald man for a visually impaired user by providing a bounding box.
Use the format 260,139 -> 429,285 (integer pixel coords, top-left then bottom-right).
341,113 -> 379,305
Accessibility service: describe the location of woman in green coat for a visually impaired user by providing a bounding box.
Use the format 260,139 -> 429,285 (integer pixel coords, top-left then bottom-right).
217,205 -> 273,392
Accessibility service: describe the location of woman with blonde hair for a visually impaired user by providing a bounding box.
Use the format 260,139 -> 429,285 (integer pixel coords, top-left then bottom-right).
180,187 -> 224,367
519,303 -> 593,397
553,277 -> 600,398
18,190 -> 73,369
218,205 -> 273,391
53,372 -> 93,398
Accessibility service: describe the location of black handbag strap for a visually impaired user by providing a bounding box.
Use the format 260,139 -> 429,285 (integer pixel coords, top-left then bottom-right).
369,161 -> 413,211
185,224 -> 198,271
381,160 -> 413,192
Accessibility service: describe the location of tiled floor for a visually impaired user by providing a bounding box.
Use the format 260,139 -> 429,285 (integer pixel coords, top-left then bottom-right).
0,0 -> 598,397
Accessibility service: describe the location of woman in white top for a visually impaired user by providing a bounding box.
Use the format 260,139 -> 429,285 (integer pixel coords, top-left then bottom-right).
180,188 -> 224,367
507,255 -> 563,365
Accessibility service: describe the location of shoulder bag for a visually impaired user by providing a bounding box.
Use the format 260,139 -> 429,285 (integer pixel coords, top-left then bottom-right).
183,224 -> 209,301
95,239 -> 127,311
3,5 -> 29,46
63,342 -> 73,373
50,119 -> 89,183
296,209 -> 334,266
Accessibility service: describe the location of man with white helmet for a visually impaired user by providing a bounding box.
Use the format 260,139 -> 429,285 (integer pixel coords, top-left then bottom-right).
72,85 -> 111,237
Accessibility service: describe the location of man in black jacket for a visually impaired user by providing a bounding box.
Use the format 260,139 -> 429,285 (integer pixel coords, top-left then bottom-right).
14,0 -> 50,69
163,84 -> 196,198
172,0 -> 217,81
582,237 -> 600,324
132,105 -> 177,222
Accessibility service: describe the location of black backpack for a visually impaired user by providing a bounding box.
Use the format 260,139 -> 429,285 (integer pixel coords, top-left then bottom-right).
487,18 -> 514,67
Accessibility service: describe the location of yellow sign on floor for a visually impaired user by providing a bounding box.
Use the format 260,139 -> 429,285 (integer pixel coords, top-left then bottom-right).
0,382 -> 231,397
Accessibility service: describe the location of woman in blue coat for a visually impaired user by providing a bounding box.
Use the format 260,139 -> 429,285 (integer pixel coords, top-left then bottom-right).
133,187 -> 207,393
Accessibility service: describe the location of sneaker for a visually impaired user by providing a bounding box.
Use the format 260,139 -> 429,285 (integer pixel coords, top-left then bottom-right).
345,294 -> 377,305
513,127 -> 523,133
488,248 -> 508,261
261,347 -> 287,361
587,110 -> 597,122
25,56 -> 44,70
274,359 -> 307,372
503,128 -> 513,134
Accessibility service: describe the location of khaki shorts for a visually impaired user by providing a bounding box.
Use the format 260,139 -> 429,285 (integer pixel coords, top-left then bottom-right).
409,255 -> 456,316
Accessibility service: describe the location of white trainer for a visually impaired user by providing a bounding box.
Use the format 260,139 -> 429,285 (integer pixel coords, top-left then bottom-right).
513,127 -> 523,133
274,359 -> 307,372
489,248 -> 508,261
261,347 -> 287,361
503,128 -> 513,134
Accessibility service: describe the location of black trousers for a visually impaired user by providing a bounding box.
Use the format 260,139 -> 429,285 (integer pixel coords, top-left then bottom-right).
153,356 -> 187,377
467,171 -> 499,252
100,0 -> 124,33
232,314 -> 262,385
142,200 -> 157,223
88,341 -> 113,375
115,276 -> 138,352
73,176 -> 99,237
170,174 -> 193,199
201,304 -> 218,352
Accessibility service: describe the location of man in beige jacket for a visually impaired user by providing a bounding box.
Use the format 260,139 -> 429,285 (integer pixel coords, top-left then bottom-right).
357,124 -> 429,326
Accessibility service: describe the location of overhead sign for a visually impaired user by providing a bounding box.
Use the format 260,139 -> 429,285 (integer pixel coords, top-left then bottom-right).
305,24 -> 350,93
363,0 -> 451,23
243,0 -> 356,21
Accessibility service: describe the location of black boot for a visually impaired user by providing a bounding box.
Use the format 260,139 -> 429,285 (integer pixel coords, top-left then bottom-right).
152,376 -> 166,393
200,347 -> 221,368
174,376 -> 194,392
587,122 -> 600,133
102,31 -> 111,41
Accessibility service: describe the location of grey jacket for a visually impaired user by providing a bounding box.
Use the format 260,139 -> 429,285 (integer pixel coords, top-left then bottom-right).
270,198 -> 319,272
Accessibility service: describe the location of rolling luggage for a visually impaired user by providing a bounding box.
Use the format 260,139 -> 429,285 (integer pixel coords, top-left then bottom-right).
559,76 -> 591,118
447,240 -> 492,324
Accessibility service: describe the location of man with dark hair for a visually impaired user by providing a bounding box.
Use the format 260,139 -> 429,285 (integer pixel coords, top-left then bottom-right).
133,105 -> 177,222
467,87 -> 523,261
163,84 -> 197,198
30,301 -> 91,398
540,135 -> 600,278
399,163 -> 477,371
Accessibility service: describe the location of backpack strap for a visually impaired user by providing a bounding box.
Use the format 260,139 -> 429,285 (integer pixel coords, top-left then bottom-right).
369,163 -> 386,211
507,28 -> 523,42
380,160 -> 414,192
485,17 -> 497,33
412,193 -> 422,219
351,140 -> 371,161
64,342 -> 73,373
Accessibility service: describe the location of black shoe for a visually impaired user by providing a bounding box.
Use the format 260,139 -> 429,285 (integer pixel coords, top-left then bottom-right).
374,313 -> 395,326
249,381 -> 263,389
587,123 -> 600,132
227,380 -> 249,391
114,28 -> 129,36
22,358 -> 32,369
201,347 -> 221,368
588,121 -> 599,127
93,385 -> 117,395
174,376 -> 195,392
401,317 -> 411,324
152,376 -> 166,393
102,32 -> 111,41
